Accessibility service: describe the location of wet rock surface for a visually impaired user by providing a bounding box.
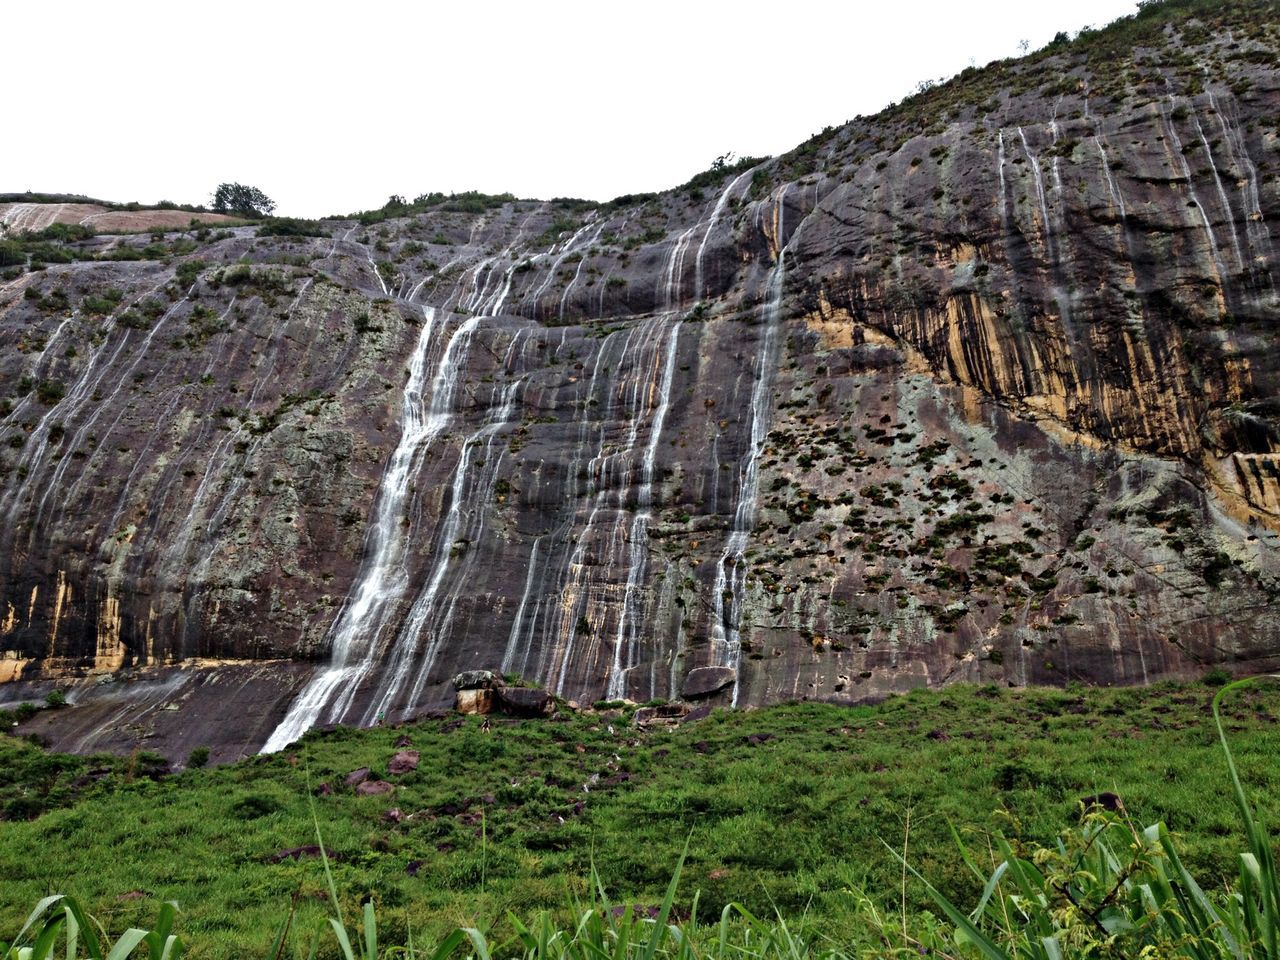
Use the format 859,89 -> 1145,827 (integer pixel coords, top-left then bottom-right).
3,5 -> 1280,758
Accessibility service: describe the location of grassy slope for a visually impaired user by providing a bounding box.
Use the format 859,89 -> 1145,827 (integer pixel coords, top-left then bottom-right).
2,681 -> 1279,958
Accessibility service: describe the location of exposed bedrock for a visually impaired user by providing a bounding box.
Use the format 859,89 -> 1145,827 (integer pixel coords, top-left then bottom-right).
3,7 -> 1280,756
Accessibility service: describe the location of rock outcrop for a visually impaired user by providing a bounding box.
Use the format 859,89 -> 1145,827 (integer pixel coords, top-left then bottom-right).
2,1 -> 1279,758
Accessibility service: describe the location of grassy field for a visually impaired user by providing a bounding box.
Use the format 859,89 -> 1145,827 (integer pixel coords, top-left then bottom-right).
2,680 -> 1279,958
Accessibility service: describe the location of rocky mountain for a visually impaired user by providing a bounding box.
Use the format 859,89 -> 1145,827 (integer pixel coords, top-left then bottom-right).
2,0 -> 1279,760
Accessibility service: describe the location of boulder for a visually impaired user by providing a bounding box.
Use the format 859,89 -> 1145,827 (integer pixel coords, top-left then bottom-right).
355,779 -> 394,796
343,766 -> 371,787
496,686 -> 555,717
455,688 -> 494,715
633,703 -> 690,728
452,670 -> 497,691
681,704 -> 713,724
388,750 -> 420,774
682,666 -> 736,698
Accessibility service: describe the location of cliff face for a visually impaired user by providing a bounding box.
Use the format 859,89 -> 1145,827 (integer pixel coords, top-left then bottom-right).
4,1 -> 1280,759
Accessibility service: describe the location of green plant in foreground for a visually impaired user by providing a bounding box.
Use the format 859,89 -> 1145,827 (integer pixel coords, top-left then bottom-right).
1,895 -> 181,960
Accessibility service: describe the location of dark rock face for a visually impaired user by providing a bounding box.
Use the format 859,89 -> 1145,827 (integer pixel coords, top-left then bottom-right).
682,667 -> 738,699
3,4 -> 1280,758
495,686 -> 555,717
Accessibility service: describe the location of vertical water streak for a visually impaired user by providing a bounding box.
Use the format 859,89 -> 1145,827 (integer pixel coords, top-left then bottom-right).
1162,97 -> 1229,286
995,130 -> 1011,233
1190,107 -> 1246,272
502,535 -> 545,674
709,188 -> 790,706
661,227 -> 698,310
1206,92 -> 1272,285
369,334 -> 528,719
694,170 -> 753,301
605,320 -> 682,698
262,307 -> 453,751
1096,137 -> 1127,222
1018,127 -> 1056,262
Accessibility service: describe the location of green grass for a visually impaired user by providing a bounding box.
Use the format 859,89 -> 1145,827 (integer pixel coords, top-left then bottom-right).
2,681 -> 1279,958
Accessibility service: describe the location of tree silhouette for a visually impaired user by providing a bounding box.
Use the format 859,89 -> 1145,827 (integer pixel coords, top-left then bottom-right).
211,183 -> 276,217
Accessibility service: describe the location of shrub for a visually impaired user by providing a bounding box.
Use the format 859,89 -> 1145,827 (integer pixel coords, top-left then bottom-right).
186,746 -> 210,769
1202,666 -> 1232,686
0,239 -> 23,266
175,259 -> 207,287
256,217 -> 329,238
35,380 -> 65,405
230,793 -> 282,818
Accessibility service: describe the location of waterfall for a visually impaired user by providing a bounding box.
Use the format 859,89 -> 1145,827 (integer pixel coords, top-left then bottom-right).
694,170 -> 753,301
1209,92 -> 1273,276
708,187 -> 790,706
996,130 -> 1010,233
1096,137 -> 1127,222
366,333 -> 529,720
1018,127 -> 1056,262
537,318 -> 672,695
1162,97 -> 1229,286
661,227 -> 698,310
502,535 -> 546,674
605,320 -> 682,699
1190,106 -> 1246,273
262,306 -> 453,751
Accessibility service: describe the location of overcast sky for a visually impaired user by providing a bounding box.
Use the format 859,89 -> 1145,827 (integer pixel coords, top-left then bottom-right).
7,0 -> 1141,219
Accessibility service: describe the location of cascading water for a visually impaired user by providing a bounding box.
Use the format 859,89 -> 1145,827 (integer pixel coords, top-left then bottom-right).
1162,97 -> 1229,286
605,319 -> 682,699
535,318 -> 671,694
708,188 -> 790,707
1189,106 -> 1246,272
1208,92 -> 1272,272
1096,137 -> 1126,222
262,306 -> 453,751
365,331 -> 532,721
995,129 -> 1010,232
1018,127 -> 1056,261
694,171 -> 753,302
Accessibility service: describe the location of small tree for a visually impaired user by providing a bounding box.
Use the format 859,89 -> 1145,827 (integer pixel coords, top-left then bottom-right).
211,183 -> 276,218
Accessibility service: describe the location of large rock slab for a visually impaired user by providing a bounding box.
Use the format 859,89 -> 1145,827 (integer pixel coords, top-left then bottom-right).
496,686 -> 555,717
452,670 -> 497,691
682,668 -> 737,699
455,688 -> 493,715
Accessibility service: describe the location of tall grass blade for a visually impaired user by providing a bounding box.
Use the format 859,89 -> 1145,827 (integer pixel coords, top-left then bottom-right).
32,914 -> 66,960
362,901 -> 377,960
10,896 -> 64,950
883,840 -> 1010,960
104,929 -> 149,960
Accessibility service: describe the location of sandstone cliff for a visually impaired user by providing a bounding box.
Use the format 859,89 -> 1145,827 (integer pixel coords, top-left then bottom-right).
2,0 -> 1279,759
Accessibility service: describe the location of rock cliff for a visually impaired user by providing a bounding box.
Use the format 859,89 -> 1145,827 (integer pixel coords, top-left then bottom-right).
3,0 -> 1280,759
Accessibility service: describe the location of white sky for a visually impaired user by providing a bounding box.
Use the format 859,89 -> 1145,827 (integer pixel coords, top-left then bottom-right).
7,0 -> 1140,219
